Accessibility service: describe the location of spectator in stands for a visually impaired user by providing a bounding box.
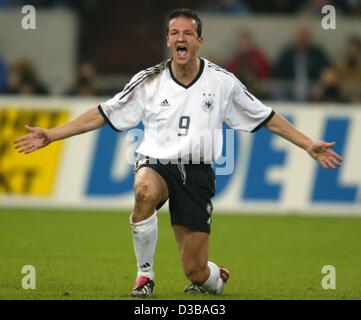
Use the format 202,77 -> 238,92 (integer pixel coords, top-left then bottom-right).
245,0 -> 303,14
10,0 -> 88,10
343,0 -> 361,15
65,62 -> 98,96
0,51 -> 7,92
311,67 -> 348,102
4,60 -> 48,95
224,30 -> 271,98
17,0 -> 70,7
335,35 -> 361,102
298,0 -> 334,15
274,26 -> 330,101
198,0 -> 250,14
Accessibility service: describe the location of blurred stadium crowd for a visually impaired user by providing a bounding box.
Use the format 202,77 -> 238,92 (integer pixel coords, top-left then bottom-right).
0,0 -> 360,102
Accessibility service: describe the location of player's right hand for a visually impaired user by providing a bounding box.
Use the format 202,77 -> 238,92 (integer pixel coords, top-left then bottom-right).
14,125 -> 52,154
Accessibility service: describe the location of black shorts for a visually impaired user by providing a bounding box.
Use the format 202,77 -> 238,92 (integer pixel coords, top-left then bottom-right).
134,158 -> 216,234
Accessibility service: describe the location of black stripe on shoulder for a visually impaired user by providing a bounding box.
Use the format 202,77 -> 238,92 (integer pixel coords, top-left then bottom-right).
118,72 -> 151,100
119,62 -> 166,101
244,90 -> 254,101
122,64 -> 163,93
145,62 -> 166,72
208,62 -> 233,77
251,110 -> 275,133
208,62 -> 247,90
98,105 -> 123,132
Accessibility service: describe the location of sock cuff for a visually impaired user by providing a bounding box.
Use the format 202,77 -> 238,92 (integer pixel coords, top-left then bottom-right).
207,261 -> 220,279
129,210 -> 157,227
202,261 -> 220,288
137,270 -> 155,281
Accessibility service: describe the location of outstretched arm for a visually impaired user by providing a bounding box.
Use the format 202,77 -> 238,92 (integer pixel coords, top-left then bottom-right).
14,106 -> 105,154
265,113 -> 343,169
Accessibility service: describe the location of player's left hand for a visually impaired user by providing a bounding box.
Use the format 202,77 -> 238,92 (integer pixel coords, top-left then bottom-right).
306,141 -> 343,169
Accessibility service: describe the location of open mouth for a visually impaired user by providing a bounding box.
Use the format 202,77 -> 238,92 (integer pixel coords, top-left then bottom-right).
176,44 -> 188,59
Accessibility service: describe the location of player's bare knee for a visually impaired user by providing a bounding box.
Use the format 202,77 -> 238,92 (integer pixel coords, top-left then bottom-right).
134,181 -> 161,207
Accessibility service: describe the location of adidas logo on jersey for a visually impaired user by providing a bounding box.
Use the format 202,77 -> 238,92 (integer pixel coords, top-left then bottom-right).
160,99 -> 171,107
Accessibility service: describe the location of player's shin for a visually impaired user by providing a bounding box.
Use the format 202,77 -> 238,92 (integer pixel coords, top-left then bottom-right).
129,210 -> 158,280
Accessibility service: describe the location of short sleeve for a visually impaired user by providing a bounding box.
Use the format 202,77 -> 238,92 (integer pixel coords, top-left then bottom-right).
98,73 -> 145,131
223,80 -> 274,132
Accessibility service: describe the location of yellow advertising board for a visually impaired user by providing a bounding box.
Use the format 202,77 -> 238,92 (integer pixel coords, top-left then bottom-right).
0,107 -> 69,196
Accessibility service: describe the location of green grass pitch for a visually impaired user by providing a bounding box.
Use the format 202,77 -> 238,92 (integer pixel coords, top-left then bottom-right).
0,207 -> 360,300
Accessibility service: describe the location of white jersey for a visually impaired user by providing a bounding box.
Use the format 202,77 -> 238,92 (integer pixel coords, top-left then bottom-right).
99,58 -> 274,162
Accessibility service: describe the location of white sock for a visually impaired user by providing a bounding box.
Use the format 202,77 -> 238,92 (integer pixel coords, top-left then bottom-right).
201,261 -> 224,295
129,211 -> 158,281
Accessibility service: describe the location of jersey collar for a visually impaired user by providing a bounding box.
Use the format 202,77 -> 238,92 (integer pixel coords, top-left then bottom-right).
168,58 -> 205,89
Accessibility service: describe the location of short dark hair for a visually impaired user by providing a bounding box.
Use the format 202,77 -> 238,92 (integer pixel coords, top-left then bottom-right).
166,8 -> 202,37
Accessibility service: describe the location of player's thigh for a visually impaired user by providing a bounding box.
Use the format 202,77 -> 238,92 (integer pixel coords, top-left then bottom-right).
173,225 -> 209,271
134,166 -> 169,204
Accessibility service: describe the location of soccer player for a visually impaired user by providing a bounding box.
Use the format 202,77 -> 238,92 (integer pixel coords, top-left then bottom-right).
14,8 -> 342,297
